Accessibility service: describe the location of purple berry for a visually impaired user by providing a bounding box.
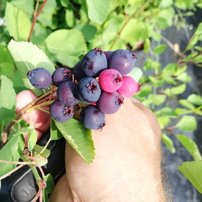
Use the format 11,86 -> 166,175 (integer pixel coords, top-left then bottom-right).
80,106 -> 105,129
83,48 -> 107,77
99,69 -> 123,92
109,49 -> 137,75
104,51 -> 113,61
57,81 -> 78,106
118,76 -> 141,97
77,77 -> 101,102
73,61 -> 86,81
52,68 -> 72,86
97,91 -> 124,114
50,100 -> 74,122
27,67 -> 52,89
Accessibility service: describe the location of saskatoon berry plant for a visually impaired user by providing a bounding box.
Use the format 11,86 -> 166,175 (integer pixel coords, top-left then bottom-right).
1,0 -> 202,201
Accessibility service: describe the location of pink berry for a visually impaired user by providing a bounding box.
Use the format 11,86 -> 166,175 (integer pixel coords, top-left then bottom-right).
99,69 -> 123,92
117,76 -> 140,97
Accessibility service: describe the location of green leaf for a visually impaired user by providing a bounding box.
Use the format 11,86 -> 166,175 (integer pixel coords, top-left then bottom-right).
0,75 -> 16,124
0,133 -> 20,176
50,120 -> 63,141
159,0 -> 173,8
11,0 -> 34,16
33,145 -> 51,159
5,2 -> 31,41
177,134 -> 202,161
149,94 -> 166,105
7,40 -> 55,89
43,174 -> 54,202
165,84 -> 186,96
85,0 -> 110,24
179,99 -> 195,110
178,161 -> 202,194
38,0 -> 57,29
153,44 -> 167,54
175,108 -> 191,115
45,29 -> 87,67
161,134 -> 176,153
77,24 -> 97,42
186,23 -> 202,50
176,115 -> 197,131
27,127 -> 37,152
121,19 -> 149,45
0,44 -> 15,79
65,9 -> 75,27
188,94 -> 202,106
55,119 -> 95,163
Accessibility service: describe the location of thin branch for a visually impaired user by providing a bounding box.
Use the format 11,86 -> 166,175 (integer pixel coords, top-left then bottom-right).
27,0 -> 48,42
0,164 -> 24,180
39,137 -> 51,155
0,159 -> 36,165
161,35 -> 186,59
109,0 -> 152,50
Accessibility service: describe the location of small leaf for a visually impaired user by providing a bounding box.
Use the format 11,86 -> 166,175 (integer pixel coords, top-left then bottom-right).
5,2 -> 31,41
161,134 -> 176,153
178,161 -> 202,193
85,0 -> 110,24
7,40 -> 55,89
179,99 -> 195,110
177,134 -> 202,161
33,145 -> 51,159
188,94 -> 202,106
45,29 -> 87,67
153,44 -> 167,54
55,119 -> 95,163
27,127 -> 37,152
165,84 -> 186,96
50,120 -> 63,141
149,94 -> 166,105
176,115 -> 197,131
43,174 -> 54,202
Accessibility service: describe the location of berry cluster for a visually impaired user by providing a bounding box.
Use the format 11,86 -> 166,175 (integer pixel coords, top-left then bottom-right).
27,48 -> 140,130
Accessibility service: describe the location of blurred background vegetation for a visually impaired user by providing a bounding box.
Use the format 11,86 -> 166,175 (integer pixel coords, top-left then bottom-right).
0,0 -> 202,201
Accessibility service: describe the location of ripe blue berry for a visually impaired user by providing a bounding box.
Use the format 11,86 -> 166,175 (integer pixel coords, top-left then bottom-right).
57,81 -> 78,106
52,68 -> 72,86
27,67 -> 52,89
80,106 -> 105,129
77,77 -> 101,102
83,48 -> 107,77
73,61 -> 86,81
109,49 -> 137,75
104,51 -> 113,61
97,91 -> 124,114
50,100 -> 74,122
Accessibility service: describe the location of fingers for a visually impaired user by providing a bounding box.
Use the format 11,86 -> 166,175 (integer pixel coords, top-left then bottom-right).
50,175 -> 73,202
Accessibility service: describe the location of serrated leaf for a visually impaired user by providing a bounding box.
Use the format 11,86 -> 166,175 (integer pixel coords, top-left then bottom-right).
85,0 -> 110,24
50,120 -> 63,140
178,161 -> 202,193
46,29 -> 87,67
188,94 -> 202,106
7,40 -> 55,89
161,134 -> 175,153
176,115 -> 197,131
5,2 -> 31,41
177,134 -> 202,161
55,119 -> 95,163
0,75 -> 16,124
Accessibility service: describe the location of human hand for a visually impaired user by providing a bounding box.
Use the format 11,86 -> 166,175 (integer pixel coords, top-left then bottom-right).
51,99 -> 166,202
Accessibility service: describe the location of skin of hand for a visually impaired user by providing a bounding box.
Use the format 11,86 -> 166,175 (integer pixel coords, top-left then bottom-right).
51,98 -> 166,202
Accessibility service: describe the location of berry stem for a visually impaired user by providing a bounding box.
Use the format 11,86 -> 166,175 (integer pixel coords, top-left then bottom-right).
2,88 -> 56,143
